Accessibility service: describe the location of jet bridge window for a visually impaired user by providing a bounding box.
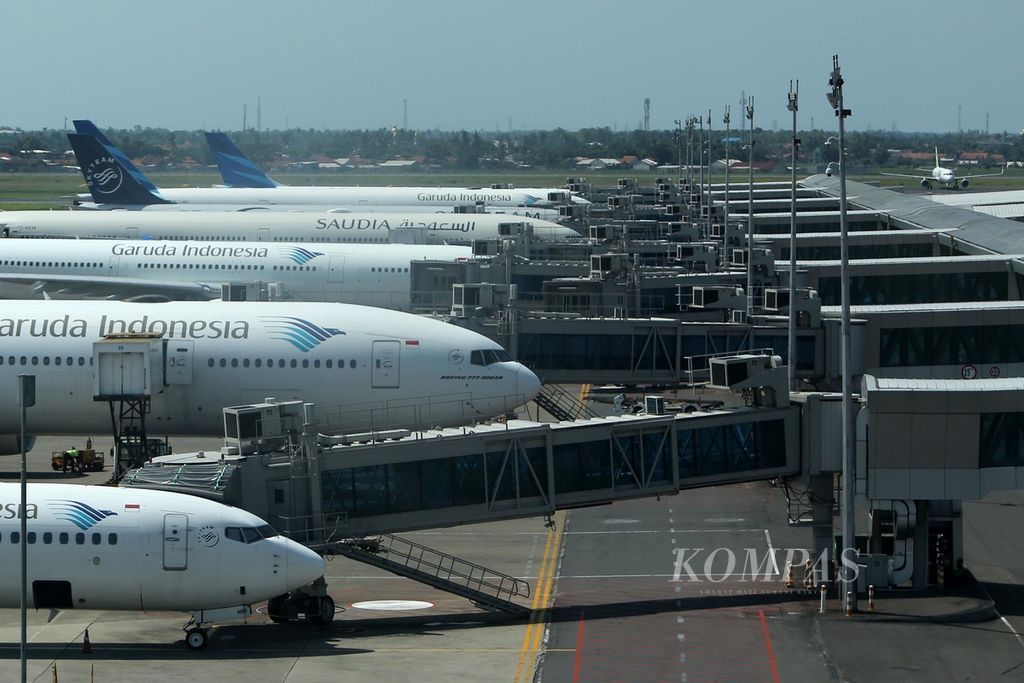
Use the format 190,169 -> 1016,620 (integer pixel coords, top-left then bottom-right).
470,349 -> 513,366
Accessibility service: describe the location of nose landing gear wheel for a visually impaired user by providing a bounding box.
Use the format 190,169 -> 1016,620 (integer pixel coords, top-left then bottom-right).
310,595 -> 336,626
185,627 -> 208,650
267,594 -> 290,624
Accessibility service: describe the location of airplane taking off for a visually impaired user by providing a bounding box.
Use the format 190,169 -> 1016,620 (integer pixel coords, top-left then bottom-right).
0,208 -> 579,244
70,123 -> 588,210
0,300 -> 540,452
881,147 -> 1005,190
0,482 -> 327,648
0,239 -> 470,306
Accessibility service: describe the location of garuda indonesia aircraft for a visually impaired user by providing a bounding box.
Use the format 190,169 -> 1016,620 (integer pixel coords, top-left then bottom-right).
0,482 -> 327,649
0,300 -> 540,453
70,120 -> 587,211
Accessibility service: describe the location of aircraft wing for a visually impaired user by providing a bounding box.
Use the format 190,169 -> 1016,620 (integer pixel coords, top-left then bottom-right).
961,167 -> 1006,181
880,171 -> 929,181
0,273 -> 219,300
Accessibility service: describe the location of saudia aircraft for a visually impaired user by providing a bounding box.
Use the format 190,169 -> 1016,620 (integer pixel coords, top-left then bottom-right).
0,207 -> 579,243
0,239 -> 469,306
0,300 -> 540,453
71,121 -> 588,210
0,481 -> 327,649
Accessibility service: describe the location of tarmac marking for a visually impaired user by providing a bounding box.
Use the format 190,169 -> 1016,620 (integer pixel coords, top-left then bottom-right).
764,529 -> 781,575
758,608 -> 782,683
578,383 -> 590,402
513,519 -> 563,683
571,613 -> 585,683
977,581 -> 1024,654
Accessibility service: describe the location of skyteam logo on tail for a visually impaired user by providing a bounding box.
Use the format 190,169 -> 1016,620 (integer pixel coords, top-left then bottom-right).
84,156 -> 123,195
279,247 -> 324,265
523,194 -> 541,206
48,500 -> 118,530
261,317 -> 345,352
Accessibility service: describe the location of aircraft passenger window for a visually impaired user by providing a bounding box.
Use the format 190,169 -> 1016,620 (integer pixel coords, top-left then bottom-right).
231,359 -> 239,368
92,533 -> 101,545
43,357 -> 50,366
108,533 -> 117,545
75,533 -> 85,545
278,359 -> 285,368
219,359 -> 227,368
43,532 -> 52,544
66,356 -> 73,366
325,360 -> 333,369
59,532 -> 68,544
0,357 -> 4,366
208,359 -> 214,368
78,357 -> 85,366
31,357 -> 38,366
225,527 -> 243,543
54,357 -> 61,366
313,360 -> 321,369
11,532 -> 18,543
350,359 -> 356,369
243,359 -> 250,368
27,532 -> 36,544
337,359 -> 344,369
254,359 -> 262,368
301,360 -> 309,368
290,359 -> 297,368
7,357 -> 13,365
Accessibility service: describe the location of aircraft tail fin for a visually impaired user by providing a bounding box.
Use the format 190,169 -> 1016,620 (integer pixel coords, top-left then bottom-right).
935,146 -> 940,168
205,131 -> 278,188
67,133 -> 170,206
72,120 -> 160,194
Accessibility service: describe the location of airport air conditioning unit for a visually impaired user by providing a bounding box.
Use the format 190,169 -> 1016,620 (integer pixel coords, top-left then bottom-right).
763,287 -> 821,327
657,183 -> 674,192
730,309 -> 748,324
675,242 -> 719,272
608,195 -> 638,209
498,222 -> 533,239
662,204 -> 681,216
451,283 -> 512,318
546,190 -> 570,204
688,193 -> 701,206
560,204 -> 585,219
220,282 -> 264,302
707,354 -> 789,408
644,395 -> 666,415
589,225 -> 610,240
730,247 -> 775,276
590,253 -> 630,280
566,177 -> 585,186
657,191 -> 673,203
491,183 -> 514,190
265,282 -> 284,301
223,399 -> 305,456
668,222 -> 701,242
568,183 -> 583,193
700,205 -> 720,219
617,178 -> 636,191
454,202 -> 486,214
690,285 -> 745,310
472,239 -> 500,256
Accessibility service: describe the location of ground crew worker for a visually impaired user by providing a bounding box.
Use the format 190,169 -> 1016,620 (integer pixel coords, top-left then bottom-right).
66,447 -> 80,473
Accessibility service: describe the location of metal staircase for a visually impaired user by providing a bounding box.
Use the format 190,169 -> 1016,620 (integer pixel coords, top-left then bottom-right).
329,534 -> 531,617
533,383 -> 599,422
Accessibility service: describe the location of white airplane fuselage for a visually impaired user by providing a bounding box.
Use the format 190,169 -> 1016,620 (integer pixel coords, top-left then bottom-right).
0,482 -> 325,612
1,210 -> 578,243
0,239 -> 470,308
0,300 -> 539,441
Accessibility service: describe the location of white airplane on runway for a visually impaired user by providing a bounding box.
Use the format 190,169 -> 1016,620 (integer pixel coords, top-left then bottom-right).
881,147 -> 1004,190
0,300 -> 540,453
0,482 -> 326,649
70,125 -> 587,211
0,239 -> 469,307
0,208 -> 579,243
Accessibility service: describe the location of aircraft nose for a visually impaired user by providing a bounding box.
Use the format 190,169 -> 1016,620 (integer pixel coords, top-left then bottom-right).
517,363 -> 542,401
285,539 -> 325,587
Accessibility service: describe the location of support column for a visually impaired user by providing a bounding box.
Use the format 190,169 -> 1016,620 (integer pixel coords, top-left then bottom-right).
912,499 -> 929,591
810,473 -> 834,583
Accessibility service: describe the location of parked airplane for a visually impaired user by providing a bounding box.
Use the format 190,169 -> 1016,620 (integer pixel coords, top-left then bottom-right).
881,147 -> 1005,189
0,300 -> 540,452
0,208 -> 579,244
70,124 -> 587,210
0,482 -> 326,648
0,239 -> 470,306
205,131 -> 278,188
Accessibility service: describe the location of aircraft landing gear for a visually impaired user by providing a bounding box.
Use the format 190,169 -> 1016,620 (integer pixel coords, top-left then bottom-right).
264,580 -> 337,626
309,595 -> 336,626
185,627 -> 208,650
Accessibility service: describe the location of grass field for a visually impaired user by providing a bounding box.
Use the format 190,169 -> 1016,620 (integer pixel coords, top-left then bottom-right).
2,167 -> 1022,211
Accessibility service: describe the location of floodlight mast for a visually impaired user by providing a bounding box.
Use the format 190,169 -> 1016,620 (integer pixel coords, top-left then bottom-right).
828,54 -> 856,613
787,80 -> 799,394
723,106 -> 731,251
745,96 -> 754,325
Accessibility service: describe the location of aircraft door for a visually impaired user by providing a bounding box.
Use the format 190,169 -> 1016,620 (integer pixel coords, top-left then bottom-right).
328,255 -> 345,283
257,227 -> 270,241
165,340 -> 194,385
372,340 -> 400,388
125,227 -> 138,239
163,513 -> 189,571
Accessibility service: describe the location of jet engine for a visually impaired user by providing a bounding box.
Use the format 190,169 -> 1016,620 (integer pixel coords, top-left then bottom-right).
921,179 -> 932,189
0,434 -> 36,456
960,179 -> 970,188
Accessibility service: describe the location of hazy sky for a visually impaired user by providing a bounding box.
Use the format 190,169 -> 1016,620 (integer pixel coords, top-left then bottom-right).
2,0 -> 1020,134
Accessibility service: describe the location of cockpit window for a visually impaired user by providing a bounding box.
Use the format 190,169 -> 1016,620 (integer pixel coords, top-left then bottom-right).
225,524 -> 279,543
470,348 -> 513,366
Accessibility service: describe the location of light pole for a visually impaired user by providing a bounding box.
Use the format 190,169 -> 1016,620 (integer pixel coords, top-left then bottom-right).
787,80 -> 800,393
827,54 -> 855,611
745,96 -> 754,323
697,115 -> 705,223
18,375 -> 34,683
723,106 -> 731,251
674,119 -> 683,188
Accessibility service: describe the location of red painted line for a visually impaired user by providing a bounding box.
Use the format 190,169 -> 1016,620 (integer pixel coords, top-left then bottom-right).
758,608 -> 781,683
572,612 -> 585,683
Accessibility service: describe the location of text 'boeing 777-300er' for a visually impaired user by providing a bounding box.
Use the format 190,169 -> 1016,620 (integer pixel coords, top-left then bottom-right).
0,482 -> 328,649
0,300 -> 540,451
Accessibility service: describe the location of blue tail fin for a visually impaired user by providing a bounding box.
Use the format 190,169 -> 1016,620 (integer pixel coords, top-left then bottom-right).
73,120 -> 160,194
67,133 -> 170,206
205,131 -> 278,188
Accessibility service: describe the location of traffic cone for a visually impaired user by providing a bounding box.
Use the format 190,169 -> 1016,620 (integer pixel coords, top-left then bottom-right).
82,628 -> 92,654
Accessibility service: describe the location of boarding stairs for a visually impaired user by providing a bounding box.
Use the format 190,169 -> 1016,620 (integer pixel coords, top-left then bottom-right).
329,533 -> 531,617
533,383 -> 599,422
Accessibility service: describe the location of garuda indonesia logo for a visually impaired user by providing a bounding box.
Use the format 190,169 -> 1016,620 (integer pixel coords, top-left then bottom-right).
523,194 -> 540,206
85,156 -> 123,195
262,317 -> 345,352
48,500 -> 118,530
280,247 -> 324,265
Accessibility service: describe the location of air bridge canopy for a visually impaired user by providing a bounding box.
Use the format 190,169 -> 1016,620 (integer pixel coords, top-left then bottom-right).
862,374 -> 1024,501
93,333 -> 163,400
